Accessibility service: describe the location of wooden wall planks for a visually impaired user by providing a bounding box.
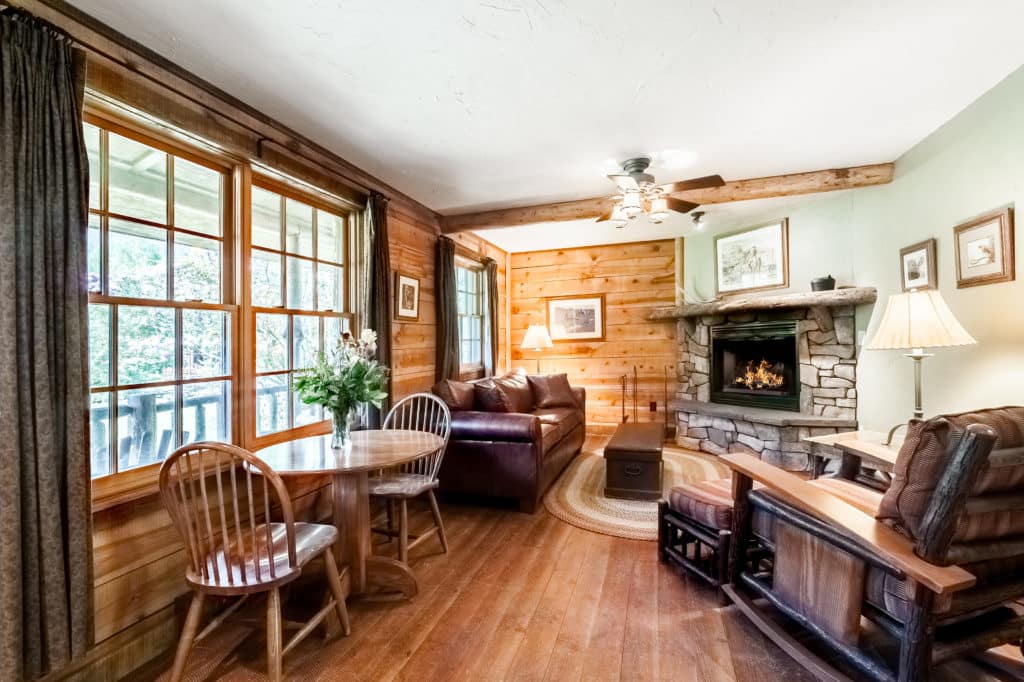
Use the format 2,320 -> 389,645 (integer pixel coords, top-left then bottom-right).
509,240 -> 678,434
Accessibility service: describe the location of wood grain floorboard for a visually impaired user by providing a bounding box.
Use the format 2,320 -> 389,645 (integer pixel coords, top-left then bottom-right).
153,499 -> 1024,682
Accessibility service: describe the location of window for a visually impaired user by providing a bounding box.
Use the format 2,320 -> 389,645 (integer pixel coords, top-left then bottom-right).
251,182 -> 351,438
456,264 -> 484,369
86,119 -> 233,477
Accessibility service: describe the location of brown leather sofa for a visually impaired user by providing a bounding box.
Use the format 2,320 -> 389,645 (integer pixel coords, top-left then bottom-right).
432,372 -> 585,513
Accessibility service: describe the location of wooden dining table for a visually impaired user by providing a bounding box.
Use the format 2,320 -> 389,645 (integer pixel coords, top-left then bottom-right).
257,429 -> 444,600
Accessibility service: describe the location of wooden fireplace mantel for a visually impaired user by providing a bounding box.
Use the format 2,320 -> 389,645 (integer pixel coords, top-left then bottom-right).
648,287 -> 877,320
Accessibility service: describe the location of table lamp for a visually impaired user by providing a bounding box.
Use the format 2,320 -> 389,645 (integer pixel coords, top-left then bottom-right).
865,288 -> 976,442
521,324 -> 553,374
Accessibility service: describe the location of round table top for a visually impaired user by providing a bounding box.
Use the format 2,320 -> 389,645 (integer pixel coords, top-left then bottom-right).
256,430 -> 444,475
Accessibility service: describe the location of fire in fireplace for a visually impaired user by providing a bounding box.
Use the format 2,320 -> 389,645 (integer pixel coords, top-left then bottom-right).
710,321 -> 799,411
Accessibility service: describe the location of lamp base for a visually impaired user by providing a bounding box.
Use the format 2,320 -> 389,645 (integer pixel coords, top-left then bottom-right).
883,350 -> 934,445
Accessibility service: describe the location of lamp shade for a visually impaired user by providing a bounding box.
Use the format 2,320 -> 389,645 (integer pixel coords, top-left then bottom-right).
521,324 -> 553,350
865,289 -> 976,350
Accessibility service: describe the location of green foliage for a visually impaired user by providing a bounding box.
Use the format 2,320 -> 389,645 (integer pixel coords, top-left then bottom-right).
293,330 -> 389,418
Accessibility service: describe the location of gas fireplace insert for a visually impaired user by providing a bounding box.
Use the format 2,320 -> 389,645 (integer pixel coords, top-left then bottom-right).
710,320 -> 799,411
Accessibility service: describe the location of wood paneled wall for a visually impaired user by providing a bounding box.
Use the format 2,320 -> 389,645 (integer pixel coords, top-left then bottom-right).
388,209 -> 509,398
510,240 -> 677,434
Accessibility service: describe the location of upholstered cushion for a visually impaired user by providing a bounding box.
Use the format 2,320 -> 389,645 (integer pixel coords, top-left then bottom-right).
532,408 -> 582,441
496,374 -> 535,413
667,478 -> 734,530
527,373 -> 577,408
474,374 -> 535,413
432,379 -> 476,412
877,406 -> 1024,542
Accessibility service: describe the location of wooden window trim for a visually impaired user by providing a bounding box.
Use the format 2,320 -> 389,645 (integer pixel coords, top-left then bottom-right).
87,108 -> 359,510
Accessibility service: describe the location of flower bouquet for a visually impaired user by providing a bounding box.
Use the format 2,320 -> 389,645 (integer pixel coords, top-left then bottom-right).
293,329 -> 389,448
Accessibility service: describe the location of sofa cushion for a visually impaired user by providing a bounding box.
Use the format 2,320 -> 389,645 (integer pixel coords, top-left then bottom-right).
432,379 -> 476,412
532,408 -> 581,448
668,478 -> 734,530
449,411 -> 540,443
528,373 -> 577,408
877,406 -> 1024,542
474,374 -> 535,413
540,423 -> 561,452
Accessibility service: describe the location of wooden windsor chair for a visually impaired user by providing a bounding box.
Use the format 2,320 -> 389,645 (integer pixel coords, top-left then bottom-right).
158,442 -> 350,682
369,393 -> 452,563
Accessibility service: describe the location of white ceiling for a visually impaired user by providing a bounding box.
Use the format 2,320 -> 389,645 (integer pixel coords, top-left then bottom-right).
71,0 -> 1024,237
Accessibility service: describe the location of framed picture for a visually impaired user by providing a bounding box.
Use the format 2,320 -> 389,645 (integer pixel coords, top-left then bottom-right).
546,295 -> 605,342
899,238 -> 937,291
394,272 -> 420,321
714,219 -> 790,295
954,207 -> 1014,288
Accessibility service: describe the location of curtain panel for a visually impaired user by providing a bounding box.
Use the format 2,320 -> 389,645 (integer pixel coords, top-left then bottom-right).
435,237 -> 460,381
364,192 -> 392,427
0,8 -> 93,679
482,257 -> 499,376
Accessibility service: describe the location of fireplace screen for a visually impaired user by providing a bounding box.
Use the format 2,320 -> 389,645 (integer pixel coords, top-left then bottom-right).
711,321 -> 799,411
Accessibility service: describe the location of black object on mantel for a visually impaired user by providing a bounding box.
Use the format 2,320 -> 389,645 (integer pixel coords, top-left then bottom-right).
811,275 -> 836,291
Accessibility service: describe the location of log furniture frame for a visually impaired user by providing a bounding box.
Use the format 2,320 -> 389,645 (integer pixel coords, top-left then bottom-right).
658,499 -> 730,596
720,419 -> 1024,682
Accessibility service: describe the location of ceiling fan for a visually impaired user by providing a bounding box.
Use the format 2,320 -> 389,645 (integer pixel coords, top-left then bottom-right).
597,157 -> 725,227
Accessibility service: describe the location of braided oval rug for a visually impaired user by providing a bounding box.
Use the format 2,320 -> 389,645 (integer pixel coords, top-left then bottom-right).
543,445 -> 730,540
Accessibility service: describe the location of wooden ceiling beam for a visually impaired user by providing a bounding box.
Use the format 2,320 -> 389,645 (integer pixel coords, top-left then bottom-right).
440,163 -> 894,233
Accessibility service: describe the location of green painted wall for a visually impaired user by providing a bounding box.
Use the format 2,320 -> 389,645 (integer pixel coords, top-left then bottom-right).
684,66 -> 1024,431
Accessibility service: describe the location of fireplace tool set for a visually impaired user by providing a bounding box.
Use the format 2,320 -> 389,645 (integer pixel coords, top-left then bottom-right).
619,366 -> 675,437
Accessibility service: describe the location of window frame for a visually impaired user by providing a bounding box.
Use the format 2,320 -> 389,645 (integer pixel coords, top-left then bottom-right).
244,176 -> 355,450
86,111 -> 360,508
455,259 -> 485,375
86,112 -> 240,508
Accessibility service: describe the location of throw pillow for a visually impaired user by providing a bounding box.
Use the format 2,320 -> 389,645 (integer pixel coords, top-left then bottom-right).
527,373 -> 576,408
494,373 -> 535,413
432,379 -> 476,411
473,379 -> 513,412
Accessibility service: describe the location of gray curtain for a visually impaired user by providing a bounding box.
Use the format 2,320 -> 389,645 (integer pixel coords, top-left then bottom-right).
364,192 -> 391,427
0,8 -> 93,680
435,236 -> 459,381
482,257 -> 499,376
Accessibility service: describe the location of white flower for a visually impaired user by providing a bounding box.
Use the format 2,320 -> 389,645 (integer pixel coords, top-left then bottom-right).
360,329 -> 377,345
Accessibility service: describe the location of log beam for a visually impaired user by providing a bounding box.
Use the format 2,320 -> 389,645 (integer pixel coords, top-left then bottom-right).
440,163 -> 894,233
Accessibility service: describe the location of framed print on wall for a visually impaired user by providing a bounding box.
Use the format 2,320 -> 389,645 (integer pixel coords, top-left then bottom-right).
714,219 -> 790,295
394,272 -> 420,321
899,238 -> 938,291
546,295 -> 605,342
954,207 -> 1014,288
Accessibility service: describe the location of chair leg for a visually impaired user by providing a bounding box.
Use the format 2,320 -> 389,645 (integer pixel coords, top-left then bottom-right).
427,489 -> 449,554
323,549 -> 351,637
386,498 -> 396,544
399,498 -> 409,564
169,592 -> 205,682
266,587 -> 283,682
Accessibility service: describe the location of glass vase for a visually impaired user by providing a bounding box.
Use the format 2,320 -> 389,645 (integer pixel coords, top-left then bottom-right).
330,407 -> 355,450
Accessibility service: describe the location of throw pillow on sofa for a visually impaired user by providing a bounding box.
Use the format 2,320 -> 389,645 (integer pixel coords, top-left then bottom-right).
528,373 -> 576,408
474,374 -> 535,413
432,379 -> 476,411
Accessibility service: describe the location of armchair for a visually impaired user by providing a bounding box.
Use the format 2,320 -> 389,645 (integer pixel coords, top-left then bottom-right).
723,406 -> 1024,682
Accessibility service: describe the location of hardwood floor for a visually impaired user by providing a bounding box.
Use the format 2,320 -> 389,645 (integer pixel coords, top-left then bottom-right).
151,494 -> 1024,682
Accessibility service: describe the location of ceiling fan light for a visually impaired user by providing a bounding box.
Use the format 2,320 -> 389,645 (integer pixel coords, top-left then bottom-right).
647,196 -> 669,223
609,203 -> 629,228
621,191 -> 643,217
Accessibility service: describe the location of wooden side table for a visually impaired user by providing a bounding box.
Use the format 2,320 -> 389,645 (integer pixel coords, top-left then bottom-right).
803,430 -> 901,490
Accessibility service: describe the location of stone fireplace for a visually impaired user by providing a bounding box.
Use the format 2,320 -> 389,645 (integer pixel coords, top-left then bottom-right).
649,287 -> 878,470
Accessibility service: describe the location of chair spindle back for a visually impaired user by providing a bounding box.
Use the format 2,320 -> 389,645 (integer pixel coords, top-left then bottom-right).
159,442 -> 298,587
383,393 -> 452,481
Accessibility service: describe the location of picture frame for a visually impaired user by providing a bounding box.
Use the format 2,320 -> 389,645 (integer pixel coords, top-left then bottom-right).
714,219 -> 790,295
546,294 -> 605,342
394,272 -> 420,321
899,238 -> 938,292
953,207 -> 1014,289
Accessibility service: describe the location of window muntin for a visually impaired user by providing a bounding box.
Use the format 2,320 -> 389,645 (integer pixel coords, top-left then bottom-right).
456,264 -> 484,369
250,183 -> 351,438
86,120 -> 233,478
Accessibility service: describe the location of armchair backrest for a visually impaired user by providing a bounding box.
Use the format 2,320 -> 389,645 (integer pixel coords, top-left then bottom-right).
877,406 -> 1024,565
